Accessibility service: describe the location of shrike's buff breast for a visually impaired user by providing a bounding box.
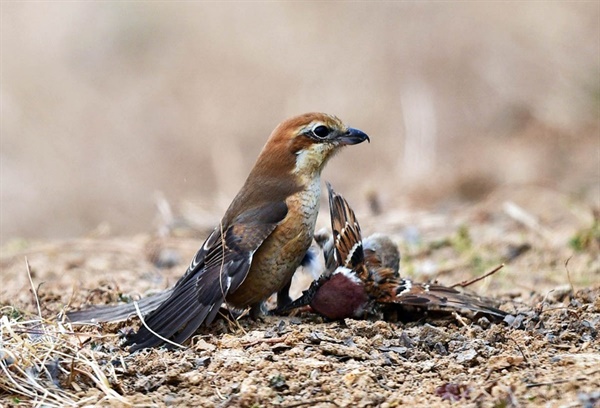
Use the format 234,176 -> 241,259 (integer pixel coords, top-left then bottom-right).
226,177 -> 322,306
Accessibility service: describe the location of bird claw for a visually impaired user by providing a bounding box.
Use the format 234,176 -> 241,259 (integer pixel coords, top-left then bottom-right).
249,303 -> 269,321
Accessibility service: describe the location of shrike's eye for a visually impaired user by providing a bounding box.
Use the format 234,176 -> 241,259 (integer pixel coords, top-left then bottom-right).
312,125 -> 330,138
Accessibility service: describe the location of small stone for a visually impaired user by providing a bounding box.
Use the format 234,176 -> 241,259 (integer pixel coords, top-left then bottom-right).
456,348 -> 478,364
343,371 -> 358,386
163,394 -> 177,406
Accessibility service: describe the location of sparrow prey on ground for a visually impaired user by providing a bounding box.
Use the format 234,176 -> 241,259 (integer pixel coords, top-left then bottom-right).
279,184 -> 506,321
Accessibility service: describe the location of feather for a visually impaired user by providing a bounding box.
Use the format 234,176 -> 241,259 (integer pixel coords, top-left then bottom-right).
126,201 -> 288,351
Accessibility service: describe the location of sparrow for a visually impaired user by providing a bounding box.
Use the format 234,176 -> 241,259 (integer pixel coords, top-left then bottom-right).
96,113 -> 369,351
280,184 -> 506,321
315,228 -> 400,276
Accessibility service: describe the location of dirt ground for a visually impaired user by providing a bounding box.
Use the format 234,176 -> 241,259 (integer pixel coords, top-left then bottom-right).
1,185 -> 599,407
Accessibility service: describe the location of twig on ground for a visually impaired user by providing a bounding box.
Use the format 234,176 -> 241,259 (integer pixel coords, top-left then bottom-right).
564,256 -> 575,294
284,398 -> 341,408
452,312 -> 473,336
242,335 -> 288,348
508,337 -> 530,364
526,377 -> 588,388
450,264 -> 504,289
25,257 -> 42,319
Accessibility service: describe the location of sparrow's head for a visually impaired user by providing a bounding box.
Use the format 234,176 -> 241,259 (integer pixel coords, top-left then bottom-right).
254,113 -> 370,180
363,233 -> 401,278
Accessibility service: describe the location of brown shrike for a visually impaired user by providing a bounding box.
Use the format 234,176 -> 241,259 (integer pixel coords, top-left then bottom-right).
109,113 -> 370,350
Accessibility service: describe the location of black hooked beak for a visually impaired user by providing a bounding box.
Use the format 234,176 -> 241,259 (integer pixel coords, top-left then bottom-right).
337,127 -> 370,146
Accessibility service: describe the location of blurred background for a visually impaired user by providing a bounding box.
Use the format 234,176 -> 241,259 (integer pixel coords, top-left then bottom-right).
2,2 -> 598,242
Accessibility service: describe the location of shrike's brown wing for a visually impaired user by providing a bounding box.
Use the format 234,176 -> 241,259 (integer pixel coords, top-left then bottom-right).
127,201 -> 288,351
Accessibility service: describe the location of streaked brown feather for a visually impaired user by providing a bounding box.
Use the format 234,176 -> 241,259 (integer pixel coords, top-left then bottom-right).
326,182 -> 364,270
382,279 -> 506,318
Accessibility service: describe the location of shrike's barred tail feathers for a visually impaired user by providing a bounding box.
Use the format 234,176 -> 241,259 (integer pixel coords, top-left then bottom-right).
67,290 -> 172,323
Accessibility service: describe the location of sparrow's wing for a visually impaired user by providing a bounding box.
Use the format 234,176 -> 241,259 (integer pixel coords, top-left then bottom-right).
384,279 -> 506,318
326,183 -> 364,269
326,183 -> 393,300
127,201 -> 288,351
67,289 -> 173,323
